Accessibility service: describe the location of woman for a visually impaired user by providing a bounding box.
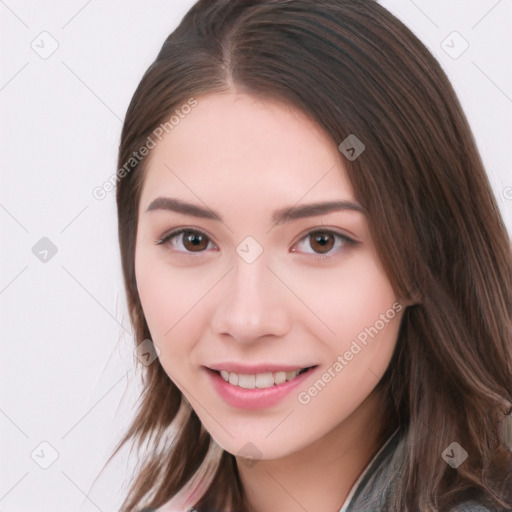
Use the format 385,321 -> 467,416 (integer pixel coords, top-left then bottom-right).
107,0 -> 512,510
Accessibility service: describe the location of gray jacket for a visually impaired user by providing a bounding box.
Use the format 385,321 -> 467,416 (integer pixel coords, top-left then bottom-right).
344,425 -> 504,511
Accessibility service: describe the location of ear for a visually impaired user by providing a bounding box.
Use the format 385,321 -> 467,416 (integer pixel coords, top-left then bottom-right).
500,406 -> 512,451
400,281 -> 423,307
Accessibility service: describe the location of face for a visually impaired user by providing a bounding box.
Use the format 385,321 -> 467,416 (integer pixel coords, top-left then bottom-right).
135,92 -> 406,460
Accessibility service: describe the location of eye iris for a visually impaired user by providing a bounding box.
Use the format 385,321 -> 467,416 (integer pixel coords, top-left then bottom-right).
183,230 -> 208,251
310,232 -> 334,254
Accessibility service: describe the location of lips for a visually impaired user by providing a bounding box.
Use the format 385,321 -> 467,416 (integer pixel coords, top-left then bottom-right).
204,364 -> 319,410
205,363 -> 317,390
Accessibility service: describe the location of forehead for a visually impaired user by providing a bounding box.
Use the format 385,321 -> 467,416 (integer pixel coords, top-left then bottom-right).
139,92 -> 356,212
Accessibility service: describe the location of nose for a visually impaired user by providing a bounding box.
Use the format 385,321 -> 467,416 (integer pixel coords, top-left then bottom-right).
210,256 -> 291,344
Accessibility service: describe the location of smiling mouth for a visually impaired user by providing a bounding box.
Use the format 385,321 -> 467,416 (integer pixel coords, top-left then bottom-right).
208,366 -> 317,390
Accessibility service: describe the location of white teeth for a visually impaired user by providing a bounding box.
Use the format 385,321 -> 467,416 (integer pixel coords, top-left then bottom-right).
285,370 -> 297,381
238,374 -> 256,389
255,372 -> 274,389
218,369 -> 304,389
274,371 -> 287,385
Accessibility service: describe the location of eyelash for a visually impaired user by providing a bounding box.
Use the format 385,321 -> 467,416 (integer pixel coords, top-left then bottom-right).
154,227 -> 357,259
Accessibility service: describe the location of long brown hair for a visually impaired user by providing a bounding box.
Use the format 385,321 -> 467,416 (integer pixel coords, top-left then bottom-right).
108,1 -> 512,510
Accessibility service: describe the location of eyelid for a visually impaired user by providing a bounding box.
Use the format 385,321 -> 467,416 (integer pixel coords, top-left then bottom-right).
291,226 -> 357,245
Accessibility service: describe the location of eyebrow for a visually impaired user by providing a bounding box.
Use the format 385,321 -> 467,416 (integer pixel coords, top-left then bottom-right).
145,197 -> 365,225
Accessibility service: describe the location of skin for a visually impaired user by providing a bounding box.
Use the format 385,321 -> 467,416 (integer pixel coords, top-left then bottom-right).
135,91 -> 409,512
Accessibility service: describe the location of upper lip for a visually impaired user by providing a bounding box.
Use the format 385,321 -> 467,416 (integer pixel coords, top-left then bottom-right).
206,363 -> 317,374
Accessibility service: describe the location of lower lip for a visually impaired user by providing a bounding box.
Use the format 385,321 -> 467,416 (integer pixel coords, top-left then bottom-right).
205,367 -> 317,410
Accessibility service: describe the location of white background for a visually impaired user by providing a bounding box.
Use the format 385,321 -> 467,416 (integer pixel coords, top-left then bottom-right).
1,1 -> 511,511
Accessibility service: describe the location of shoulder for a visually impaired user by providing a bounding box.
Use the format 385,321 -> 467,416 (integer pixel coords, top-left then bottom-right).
345,426 -> 510,512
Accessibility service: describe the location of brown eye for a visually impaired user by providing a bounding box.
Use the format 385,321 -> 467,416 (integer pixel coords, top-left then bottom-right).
156,229 -> 215,253
291,229 -> 356,257
309,231 -> 335,254
181,230 -> 209,252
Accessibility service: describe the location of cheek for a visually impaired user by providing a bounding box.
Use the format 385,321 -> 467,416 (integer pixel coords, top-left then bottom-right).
287,251 -> 400,346
289,251 -> 402,409
134,248 -> 206,367
337,260 -> 401,373
135,262 -> 175,337
295,290 -> 402,431
339,266 -> 399,344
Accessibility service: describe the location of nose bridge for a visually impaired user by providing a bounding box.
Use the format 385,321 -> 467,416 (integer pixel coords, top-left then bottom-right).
233,256 -> 269,307
211,252 -> 289,342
